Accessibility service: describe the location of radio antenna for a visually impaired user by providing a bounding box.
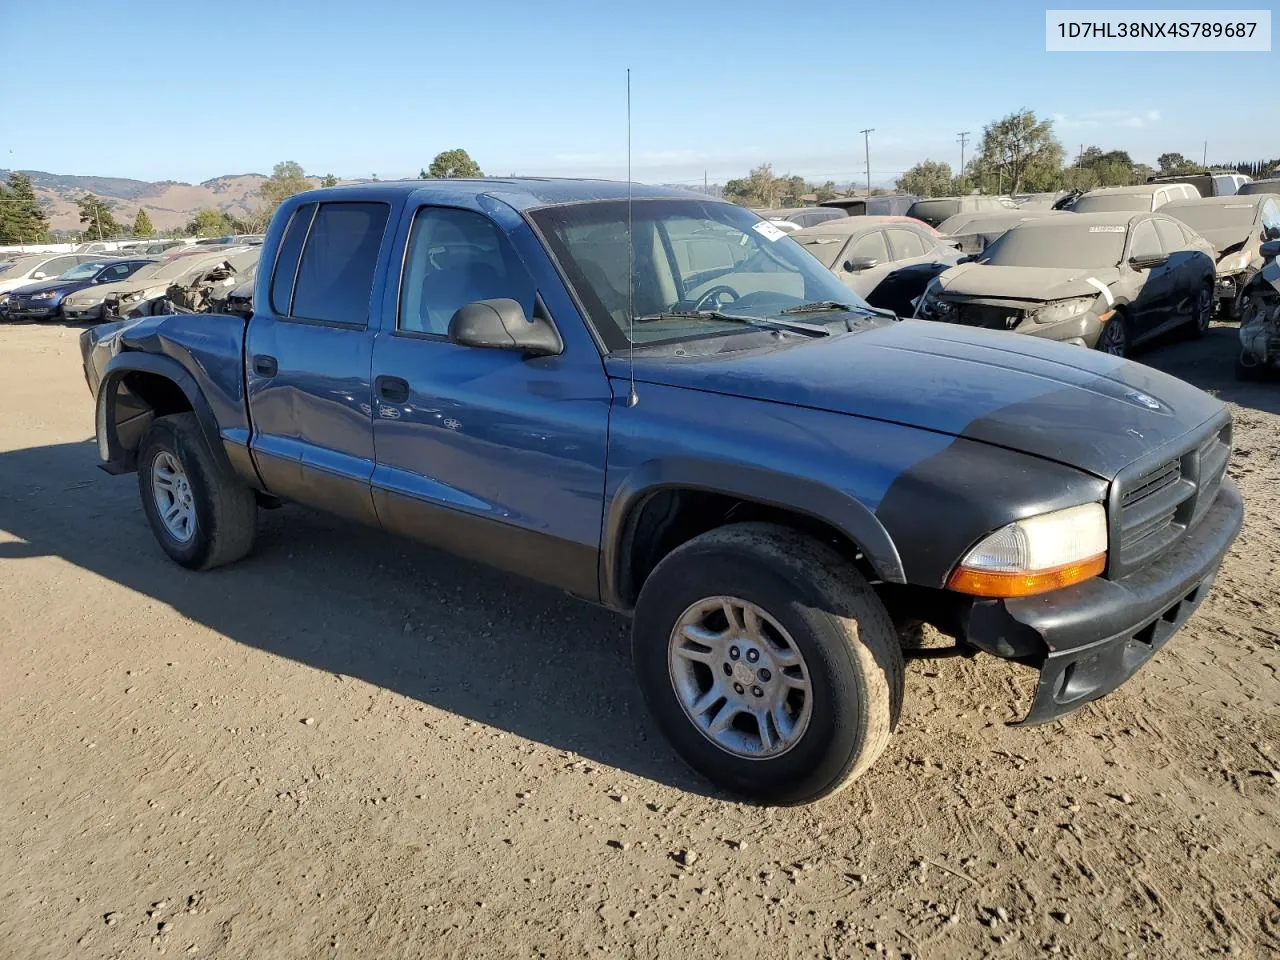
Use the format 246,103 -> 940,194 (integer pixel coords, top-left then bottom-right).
625,67 -> 638,407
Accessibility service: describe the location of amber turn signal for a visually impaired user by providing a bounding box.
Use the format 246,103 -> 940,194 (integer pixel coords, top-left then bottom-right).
948,553 -> 1107,598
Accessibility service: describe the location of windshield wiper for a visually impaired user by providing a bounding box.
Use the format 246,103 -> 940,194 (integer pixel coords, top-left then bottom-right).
634,310 -> 830,337
780,300 -> 856,315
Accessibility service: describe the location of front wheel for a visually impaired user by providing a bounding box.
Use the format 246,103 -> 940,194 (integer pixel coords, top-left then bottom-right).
1187,283 -> 1214,338
137,413 -> 257,570
1095,309 -> 1131,357
632,523 -> 904,805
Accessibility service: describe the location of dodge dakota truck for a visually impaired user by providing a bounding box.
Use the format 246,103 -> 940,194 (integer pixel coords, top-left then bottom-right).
82,180 -> 1243,804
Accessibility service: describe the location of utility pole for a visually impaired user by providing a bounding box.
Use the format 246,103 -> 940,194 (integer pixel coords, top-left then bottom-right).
1202,140 -> 1208,168
703,169 -> 708,194
860,128 -> 874,196
957,131 -> 970,193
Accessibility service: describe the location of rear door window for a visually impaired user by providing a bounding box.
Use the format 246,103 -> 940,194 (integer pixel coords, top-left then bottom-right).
290,201 -> 390,327
269,202 -> 315,314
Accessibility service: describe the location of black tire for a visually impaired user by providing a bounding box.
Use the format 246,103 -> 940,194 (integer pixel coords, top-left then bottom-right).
1094,308 -> 1131,357
632,522 -> 904,805
1187,282 -> 1214,338
137,413 -> 257,570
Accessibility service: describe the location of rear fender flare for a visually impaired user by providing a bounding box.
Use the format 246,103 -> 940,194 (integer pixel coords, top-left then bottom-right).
96,352 -> 233,479
601,457 -> 906,610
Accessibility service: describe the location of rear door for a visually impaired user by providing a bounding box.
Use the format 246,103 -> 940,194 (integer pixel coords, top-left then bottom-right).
245,199 -> 393,524
367,200 -> 611,599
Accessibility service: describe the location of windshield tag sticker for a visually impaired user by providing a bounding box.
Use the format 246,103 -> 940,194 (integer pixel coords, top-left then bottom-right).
753,221 -> 788,242
1088,225 -> 1126,233
1084,276 -> 1115,306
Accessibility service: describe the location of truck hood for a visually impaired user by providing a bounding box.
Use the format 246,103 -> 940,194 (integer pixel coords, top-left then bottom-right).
937,262 -> 1120,303
614,319 -> 1223,480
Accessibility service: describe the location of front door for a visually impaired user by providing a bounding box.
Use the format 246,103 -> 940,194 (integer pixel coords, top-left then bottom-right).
368,201 -> 611,599
1125,219 -> 1178,341
245,199 -> 394,525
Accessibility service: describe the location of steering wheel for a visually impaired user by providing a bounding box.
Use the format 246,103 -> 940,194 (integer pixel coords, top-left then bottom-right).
693,285 -> 741,312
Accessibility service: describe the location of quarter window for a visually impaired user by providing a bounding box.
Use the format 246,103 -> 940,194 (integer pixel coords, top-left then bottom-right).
398,206 -> 534,336
291,201 -> 390,327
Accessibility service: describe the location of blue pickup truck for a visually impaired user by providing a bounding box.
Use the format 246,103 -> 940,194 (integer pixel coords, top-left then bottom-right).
82,180 -> 1243,804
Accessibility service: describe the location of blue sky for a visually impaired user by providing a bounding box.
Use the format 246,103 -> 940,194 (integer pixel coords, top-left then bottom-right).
4,0 -> 1274,186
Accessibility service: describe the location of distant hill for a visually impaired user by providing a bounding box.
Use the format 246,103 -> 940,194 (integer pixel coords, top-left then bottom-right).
1,169 -> 332,234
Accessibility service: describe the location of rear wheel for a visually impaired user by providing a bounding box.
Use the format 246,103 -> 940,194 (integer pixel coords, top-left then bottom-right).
632,523 -> 904,805
1187,283 -> 1214,338
1095,309 -> 1130,357
137,413 -> 257,570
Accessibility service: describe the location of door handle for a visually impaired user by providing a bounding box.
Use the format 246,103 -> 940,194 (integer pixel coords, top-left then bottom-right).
252,355 -> 278,377
376,376 -> 410,404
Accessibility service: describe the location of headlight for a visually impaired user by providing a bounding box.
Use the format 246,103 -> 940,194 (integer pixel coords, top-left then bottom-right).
1216,250 -> 1251,275
948,503 -> 1107,598
31,290 -> 59,300
1029,296 -> 1096,325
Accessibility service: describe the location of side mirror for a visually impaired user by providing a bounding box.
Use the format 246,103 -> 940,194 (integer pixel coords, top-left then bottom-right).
448,298 -> 563,357
31,271 -> 46,280
844,256 -> 879,272
1261,239 -> 1280,260
1128,252 -> 1168,270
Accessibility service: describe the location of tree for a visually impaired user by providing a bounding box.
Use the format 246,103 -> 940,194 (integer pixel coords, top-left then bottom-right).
259,161 -> 310,212
133,208 -> 154,237
424,149 -> 483,179
77,194 -> 122,239
1063,145 -> 1139,191
974,109 -> 1064,195
896,160 -> 954,197
814,181 -> 839,202
1157,152 -> 1201,176
0,172 -> 49,244
185,209 -> 238,238
320,173 -> 339,188
724,163 -> 785,207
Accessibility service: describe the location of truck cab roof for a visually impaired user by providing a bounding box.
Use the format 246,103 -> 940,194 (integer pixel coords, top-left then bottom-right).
293,178 -> 704,213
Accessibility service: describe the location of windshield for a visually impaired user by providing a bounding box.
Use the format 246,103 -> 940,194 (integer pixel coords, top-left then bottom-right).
1238,180 -> 1280,197
529,199 -> 868,350
793,234 -> 849,268
1167,203 -> 1258,232
909,200 -> 960,221
1071,193 -> 1153,213
56,261 -> 111,280
982,223 -> 1126,269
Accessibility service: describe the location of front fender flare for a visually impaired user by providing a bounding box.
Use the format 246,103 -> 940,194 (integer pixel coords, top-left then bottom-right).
95,351 -> 234,479
601,457 -> 906,610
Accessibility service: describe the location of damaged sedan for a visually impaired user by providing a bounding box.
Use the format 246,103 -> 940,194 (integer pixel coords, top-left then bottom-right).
1236,239 -> 1280,378
98,247 -> 261,319
916,212 -> 1216,357
1161,195 -> 1280,318
935,209 -> 1065,256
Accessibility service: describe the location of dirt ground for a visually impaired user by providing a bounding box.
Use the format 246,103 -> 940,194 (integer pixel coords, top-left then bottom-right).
1,320 -> 1277,960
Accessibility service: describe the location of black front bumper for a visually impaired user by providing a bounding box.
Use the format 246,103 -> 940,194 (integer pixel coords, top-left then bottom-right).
961,478 -> 1243,725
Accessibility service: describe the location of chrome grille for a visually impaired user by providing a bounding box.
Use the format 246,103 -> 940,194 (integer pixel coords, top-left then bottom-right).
1110,417 -> 1232,578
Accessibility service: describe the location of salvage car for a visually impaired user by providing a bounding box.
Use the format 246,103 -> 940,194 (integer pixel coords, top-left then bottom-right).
791,215 -> 959,315
1238,178 -> 1280,197
1236,239 -> 1280,378
916,211 -> 1216,356
6,257 -> 154,321
1162,195 -> 1280,318
0,253 -> 100,316
1070,182 -> 1200,213
818,195 -> 918,217
754,206 -> 848,230
100,247 -> 261,319
62,248 -> 215,321
1149,172 -> 1250,197
935,209 -> 1065,255
905,195 -> 1014,228
81,180 -> 1242,804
